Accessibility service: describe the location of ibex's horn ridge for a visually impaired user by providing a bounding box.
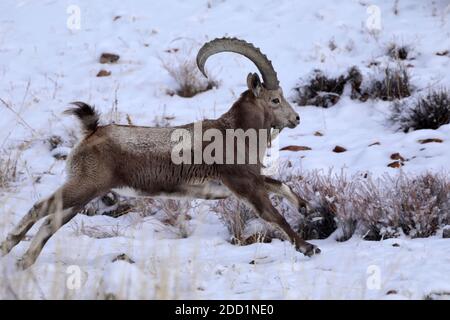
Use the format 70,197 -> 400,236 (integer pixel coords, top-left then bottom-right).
65,102 -> 99,135
196,37 -> 279,89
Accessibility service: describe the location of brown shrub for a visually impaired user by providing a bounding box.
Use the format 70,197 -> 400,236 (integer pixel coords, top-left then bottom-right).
162,55 -> 218,98
293,66 -> 363,107
366,65 -> 411,101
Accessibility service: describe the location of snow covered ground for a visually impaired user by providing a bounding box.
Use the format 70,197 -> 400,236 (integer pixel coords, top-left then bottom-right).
0,0 -> 449,299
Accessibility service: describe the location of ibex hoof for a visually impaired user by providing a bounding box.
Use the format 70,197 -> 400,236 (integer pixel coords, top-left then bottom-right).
302,243 -> 321,257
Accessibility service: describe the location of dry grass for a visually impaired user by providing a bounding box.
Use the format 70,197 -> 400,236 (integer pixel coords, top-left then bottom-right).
293,66 -> 363,107
294,64 -> 411,106
70,220 -> 124,239
365,65 -> 412,101
150,198 -> 194,238
387,43 -> 411,60
214,198 -> 256,245
0,151 -> 19,190
214,198 -> 276,245
212,171 -> 450,243
286,171 -> 450,240
162,54 -> 218,98
391,88 -> 450,132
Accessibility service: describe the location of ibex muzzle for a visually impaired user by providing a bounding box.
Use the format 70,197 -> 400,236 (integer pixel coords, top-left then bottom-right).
1,38 -> 319,269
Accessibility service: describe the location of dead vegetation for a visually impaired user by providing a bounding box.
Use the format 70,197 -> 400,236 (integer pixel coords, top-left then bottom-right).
0,151 -> 18,189
214,198 -> 260,245
70,220 -> 123,239
391,88 -> 450,132
162,49 -> 218,98
212,171 -> 450,244
153,199 -> 193,238
288,171 -> 450,240
294,63 -> 412,107
366,65 -> 411,101
293,66 -> 363,107
387,43 -> 411,60
99,53 -> 120,64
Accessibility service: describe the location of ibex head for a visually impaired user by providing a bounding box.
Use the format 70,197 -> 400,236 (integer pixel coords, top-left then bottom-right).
197,38 -> 300,130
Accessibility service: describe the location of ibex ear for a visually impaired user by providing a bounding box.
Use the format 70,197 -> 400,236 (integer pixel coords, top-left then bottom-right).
247,73 -> 262,97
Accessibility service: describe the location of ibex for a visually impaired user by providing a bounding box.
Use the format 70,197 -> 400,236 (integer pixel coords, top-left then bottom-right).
1,38 -> 320,269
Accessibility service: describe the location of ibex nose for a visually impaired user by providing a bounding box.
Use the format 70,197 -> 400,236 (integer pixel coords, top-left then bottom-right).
288,113 -> 300,128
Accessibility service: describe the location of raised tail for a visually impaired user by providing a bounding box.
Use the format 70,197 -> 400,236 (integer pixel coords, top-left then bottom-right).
64,102 -> 100,135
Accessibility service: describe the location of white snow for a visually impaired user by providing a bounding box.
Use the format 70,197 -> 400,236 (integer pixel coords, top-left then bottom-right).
0,0 -> 449,299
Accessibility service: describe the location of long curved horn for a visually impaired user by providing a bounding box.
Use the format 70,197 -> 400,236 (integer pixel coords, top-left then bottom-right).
196,37 -> 279,90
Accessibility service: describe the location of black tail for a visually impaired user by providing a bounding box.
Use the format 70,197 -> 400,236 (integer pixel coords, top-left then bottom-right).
64,102 -> 100,135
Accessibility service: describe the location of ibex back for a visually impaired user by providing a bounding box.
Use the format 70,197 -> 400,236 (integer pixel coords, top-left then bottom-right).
1,38 -> 320,269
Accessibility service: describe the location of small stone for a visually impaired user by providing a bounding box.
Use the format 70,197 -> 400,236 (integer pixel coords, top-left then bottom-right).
390,153 -> 405,161
96,69 -> 111,77
100,53 -> 120,64
368,142 -> 381,147
388,161 -> 403,168
386,290 -> 398,295
392,243 -> 400,247
314,131 -> 323,136
112,253 -> 135,264
418,138 -> 443,144
436,50 -> 449,56
280,145 -> 312,151
333,146 -> 347,153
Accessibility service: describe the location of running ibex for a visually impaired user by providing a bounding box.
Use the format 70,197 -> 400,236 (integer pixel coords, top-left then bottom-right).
1,38 -> 320,269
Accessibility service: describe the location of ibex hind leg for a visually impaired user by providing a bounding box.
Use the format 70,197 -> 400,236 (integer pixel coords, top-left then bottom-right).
222,174 -> 320,257
14,179 -> 108,269
1,191 -> 66,256
16,206 -> 81,270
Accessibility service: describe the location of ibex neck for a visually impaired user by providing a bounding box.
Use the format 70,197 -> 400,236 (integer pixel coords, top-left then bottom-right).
219,90 -> 271,131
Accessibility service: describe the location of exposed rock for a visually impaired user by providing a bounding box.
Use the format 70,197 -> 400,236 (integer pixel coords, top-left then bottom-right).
280,145 -> 312,151
112,253 -> 135,264
436,50 -> 449,56
96,69 -> 111,77
386,290 -> 398,295
100,53 -> 120,64
418,138 -> 443,144
390,153 -> 405,162
332,145 -> 347,153
368,142 -> 381,147
388,161 -> 403,168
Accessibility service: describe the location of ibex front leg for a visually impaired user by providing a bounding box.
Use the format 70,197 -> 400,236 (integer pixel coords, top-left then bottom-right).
223,174 -> 320,256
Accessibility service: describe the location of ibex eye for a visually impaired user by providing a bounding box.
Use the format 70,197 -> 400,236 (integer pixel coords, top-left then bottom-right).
272,98 -> 280,104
